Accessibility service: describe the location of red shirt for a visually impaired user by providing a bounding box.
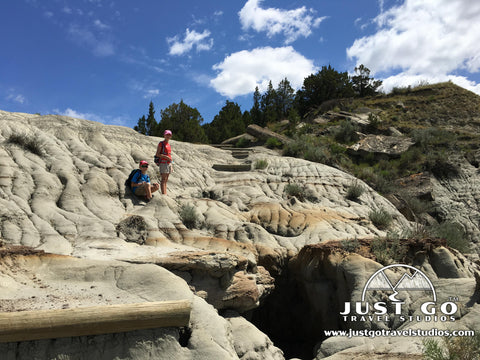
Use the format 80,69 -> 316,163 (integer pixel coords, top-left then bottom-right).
158,141 -> 171,164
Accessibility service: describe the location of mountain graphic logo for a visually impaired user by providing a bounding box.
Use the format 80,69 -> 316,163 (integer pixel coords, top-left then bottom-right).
361,264 -> 436,302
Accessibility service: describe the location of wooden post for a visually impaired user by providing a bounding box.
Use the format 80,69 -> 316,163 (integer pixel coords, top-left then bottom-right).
0,300 -> 191,343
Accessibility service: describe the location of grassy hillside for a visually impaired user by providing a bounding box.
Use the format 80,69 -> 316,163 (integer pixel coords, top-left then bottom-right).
352,81 -> 480,133
266,82 -> 480,223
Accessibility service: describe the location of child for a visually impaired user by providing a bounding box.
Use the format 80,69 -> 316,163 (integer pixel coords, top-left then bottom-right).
131,160 -> 159,202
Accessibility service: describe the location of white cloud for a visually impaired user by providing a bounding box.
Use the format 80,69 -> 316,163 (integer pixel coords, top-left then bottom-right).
93,19 -> 110,30
57,108 -> 127,126
238,0 -> 326,44
167,29 -> 213,56
380,73 -> 480,95
210,46 -> 318,98
347,0 -> 480,94
128,80 -> 163,99
6,93 -> 26,104
68,24 -> 114,56
193,73 -> 212,87
58,108 -> 102,122
144,89 -> 160,98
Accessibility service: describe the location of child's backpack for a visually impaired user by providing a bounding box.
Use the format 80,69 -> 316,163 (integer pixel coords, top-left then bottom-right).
125,169 -> 141,189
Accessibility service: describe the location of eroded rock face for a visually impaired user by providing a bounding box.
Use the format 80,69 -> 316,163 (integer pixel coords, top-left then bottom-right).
2,110 -> 478,359
0,250 -> 284,360
0,110 -> 412,314
0,111 -> 410,254
348,134 -> 415,158
285,241 -> 480,359
154,250 -> 274,312
225,310 -> 284,360
393,156 -> 480,254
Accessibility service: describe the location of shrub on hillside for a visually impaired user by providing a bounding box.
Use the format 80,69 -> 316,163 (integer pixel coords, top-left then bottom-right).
423,152 -> 460,179
391,85 -> 412,95
7,133 -> 45,156
401,221 -> 470,253
115,215 -> 148,245
265,137 -> 283,149
403,196 -> 432,216
402,223 -> 431,240
366,113 -> 381,133
341,237 -> 360,253
254,159 -> 268,170
282,136 -> 307,158
373,173 -> 395,195
397,148 -> 424,175
433,221 -> 470,253
284,183 -> 305,201
282,135 -> 334,165
179,204 -> 200,229
369,208 -> 393,230
304,146 -> 330,164
411,128 -> 456,150
423,333 -> 480,360
333,120 -> 359,144
353,166 -> 395,195
346,180 -> 365,201
371,234 -> 407,265
236,137 -> 250,148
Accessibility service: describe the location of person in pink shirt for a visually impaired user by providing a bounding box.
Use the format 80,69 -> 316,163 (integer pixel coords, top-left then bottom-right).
155,130 -> 173,195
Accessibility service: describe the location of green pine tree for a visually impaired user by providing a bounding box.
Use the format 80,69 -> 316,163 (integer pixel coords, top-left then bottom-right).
204,101 -> 245,144
158,100 -> 208,143
351,64 -> 383,97
261,81 -> 278,124
295,65 -> 354,118
250,86 -> 262,126
145,101 -> 157,136
276,77 -> 295,118
134,115 -> 147,134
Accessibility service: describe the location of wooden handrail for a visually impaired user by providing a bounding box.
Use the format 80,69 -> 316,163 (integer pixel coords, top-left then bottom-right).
0,300 -> 191,343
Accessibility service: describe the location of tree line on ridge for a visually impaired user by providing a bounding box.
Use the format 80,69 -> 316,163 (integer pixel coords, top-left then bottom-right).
133,64 -> 382,144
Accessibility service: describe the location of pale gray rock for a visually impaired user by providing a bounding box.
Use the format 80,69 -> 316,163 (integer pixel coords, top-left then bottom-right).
290,242 -> 480,360
317,336 -> 425,359
0,110 -> 412,261
225,311 -> 284,360
429,156 -> 480,251
348,134 -> 415,158
388,127 -> 403,136
154,251 -> 275,312
315,336 -> 366,359
0,328 -> 191,360
246,124 -> 291,145
429,247 -> 473,278
0,109 -> 448,359
319,111 -> 371,127
221,133 -> 257,146
0,252 -> 281,360
393,154 -> 480,254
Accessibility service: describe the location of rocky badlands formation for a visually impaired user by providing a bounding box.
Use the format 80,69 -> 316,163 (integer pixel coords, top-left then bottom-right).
0,110 -> 480,359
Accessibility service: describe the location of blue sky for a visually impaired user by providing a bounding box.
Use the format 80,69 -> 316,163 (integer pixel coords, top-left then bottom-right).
1,0 -> 480,129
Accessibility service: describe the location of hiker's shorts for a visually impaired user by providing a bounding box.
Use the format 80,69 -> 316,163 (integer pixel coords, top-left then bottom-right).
159,163 -> 172,174
133,183 -> 148,196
